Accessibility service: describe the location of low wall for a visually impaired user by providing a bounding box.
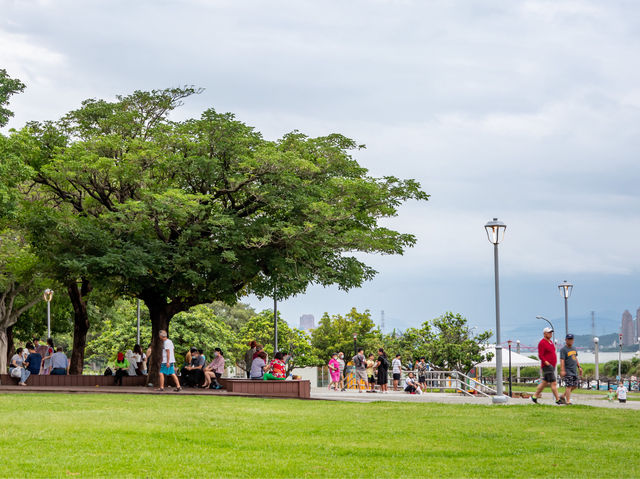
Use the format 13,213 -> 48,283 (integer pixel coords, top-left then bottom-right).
0,373 -> 147,387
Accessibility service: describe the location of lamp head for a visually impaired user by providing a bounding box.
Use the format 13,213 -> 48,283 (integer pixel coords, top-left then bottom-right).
558,280 -> 573,299
593,337 -> 599,344
43,289 -> 54,302
484,218 -> 506,245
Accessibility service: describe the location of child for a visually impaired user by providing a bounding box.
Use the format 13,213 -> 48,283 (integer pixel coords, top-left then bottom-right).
616,382 -> 628,404
607,387 -> 615,402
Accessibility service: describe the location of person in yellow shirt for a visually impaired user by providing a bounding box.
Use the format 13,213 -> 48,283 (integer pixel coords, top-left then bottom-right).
366,353 -> 376,392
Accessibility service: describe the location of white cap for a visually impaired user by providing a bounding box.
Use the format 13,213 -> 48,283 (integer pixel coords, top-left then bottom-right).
543,327 -> 553,333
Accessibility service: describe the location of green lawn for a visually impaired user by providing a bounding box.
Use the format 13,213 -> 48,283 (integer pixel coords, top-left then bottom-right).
0,393 -> 637,478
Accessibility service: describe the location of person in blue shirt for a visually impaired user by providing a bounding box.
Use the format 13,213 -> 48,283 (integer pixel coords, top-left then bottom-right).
24,343 -> 42,376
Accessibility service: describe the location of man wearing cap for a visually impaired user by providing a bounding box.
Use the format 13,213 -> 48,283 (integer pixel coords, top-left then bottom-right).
559,334 -> 582,405
532,327 -> 562,405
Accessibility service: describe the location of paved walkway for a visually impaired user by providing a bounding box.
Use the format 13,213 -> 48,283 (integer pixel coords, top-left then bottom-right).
310,388 -> 640,409
1,384 -> 637,409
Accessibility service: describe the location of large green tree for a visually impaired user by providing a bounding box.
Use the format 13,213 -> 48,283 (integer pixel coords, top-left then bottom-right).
14,87 -> 428,381
311,308 -> 381,362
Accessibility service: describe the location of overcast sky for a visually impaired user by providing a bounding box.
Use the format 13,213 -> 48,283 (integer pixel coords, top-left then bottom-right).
2,0 -> 640,343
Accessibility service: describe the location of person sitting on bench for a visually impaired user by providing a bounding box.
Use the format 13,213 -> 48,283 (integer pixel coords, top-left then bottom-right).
9,347 -> 31,385
203,348 -> 225,389
263,352 -> 287,380
114,352 -> 130,386
181,347 -> 205,387
250,351 -> 267,380
24,343 -> 42,377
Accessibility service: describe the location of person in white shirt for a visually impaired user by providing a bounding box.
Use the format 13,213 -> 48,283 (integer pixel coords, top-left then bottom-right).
617,382 -> 627,403
9,348 -> 31,385
392,354 -> 403,391
404,372 -> 420,394
126,350 -> 138,376
157,330 -> 181,392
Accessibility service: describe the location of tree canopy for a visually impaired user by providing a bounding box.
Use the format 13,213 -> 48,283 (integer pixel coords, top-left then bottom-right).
12,87 -> 428,380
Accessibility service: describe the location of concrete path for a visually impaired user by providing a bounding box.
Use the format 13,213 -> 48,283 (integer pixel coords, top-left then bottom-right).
310,388 -> 640,409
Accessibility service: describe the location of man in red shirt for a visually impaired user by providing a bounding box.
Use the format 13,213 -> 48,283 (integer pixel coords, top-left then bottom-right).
532,327 -> 563,404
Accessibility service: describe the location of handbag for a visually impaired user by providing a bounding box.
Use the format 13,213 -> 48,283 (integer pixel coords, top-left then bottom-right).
10,367 -> 22,378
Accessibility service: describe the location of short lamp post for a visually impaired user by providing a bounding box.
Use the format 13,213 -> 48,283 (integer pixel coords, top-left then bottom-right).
593,336 -> 599,386
43,289 -> 54,339
484,218 -> 507,404
558,280 -> 573,337
507,340 -> 512,397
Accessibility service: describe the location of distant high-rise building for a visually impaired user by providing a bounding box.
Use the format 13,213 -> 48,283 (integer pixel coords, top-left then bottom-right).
636,308 -> 640,344
621,310 -> 634,346
299,314 -> 315,331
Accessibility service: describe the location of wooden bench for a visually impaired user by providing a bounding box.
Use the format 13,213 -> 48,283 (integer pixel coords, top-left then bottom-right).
0,373 -> 147,387
218,378 -> 310,399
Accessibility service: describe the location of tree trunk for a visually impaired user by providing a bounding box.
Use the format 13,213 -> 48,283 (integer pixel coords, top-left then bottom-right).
68,279 -> 92,375
0,327 -> 8,373
144,296 -> 178,387
6,325 -> 14,367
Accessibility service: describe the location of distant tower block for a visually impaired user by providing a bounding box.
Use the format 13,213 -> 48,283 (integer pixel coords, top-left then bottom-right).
380,310 -> 385,333
621,310 -> 634,346
591,311 -> 595,339
299,314 -> 315,331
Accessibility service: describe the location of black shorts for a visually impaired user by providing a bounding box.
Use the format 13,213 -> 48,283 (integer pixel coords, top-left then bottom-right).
368,375 -> 375,384
619,399 -> 626,403
542,365 -> 556,383
393,373 -> 401,381
418,376 -> 427,384
563,375 -> 579,388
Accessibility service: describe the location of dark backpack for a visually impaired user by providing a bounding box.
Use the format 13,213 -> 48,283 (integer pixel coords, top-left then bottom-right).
104,367 -> 113,376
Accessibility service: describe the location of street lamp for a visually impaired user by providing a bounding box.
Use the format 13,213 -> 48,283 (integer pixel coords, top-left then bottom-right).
507,340 -> 512,397
43,289 -> 54,339
516,340 -> 521,383
593,336 -> 599,387
558,280 -> 573,337
618,333 -> 623,379
484,218 -> 507,404
136,299 -> 141,346
353,332 -> 358,358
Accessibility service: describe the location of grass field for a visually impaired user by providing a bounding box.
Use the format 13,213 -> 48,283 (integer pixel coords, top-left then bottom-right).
0,393 -> 637,478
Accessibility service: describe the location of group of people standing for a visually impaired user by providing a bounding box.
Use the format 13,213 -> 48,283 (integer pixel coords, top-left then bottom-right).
8,338 -> 69,386
327,348 -> 430,394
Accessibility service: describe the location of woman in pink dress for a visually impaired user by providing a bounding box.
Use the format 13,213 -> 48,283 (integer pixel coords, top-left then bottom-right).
328,353 -> 341,391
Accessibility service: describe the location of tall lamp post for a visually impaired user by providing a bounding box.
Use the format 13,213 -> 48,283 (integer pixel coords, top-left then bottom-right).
136,299 -> 141,346
618,333 -> 623,379
516,340 -> 521,383
353,332 -> 357,357
273,287 -> 278,353
558,280 -> 573,337
507,340 -> 513,397
43,289 -> 54,339
484,218 -> 507,404
593,336 -> 599,388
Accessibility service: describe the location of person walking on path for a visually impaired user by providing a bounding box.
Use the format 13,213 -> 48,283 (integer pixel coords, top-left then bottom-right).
559,334 -> 582,405
157,330 -> 181,392
352,348 -> 367,393
532,327 -> 562,405
392,354 -> 402,391
376,348 -> 389,393
328,353 -> 341,390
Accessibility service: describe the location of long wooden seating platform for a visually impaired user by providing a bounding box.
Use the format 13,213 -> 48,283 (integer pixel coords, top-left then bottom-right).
0,373 -> 146,387
0,374 -> 311,399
